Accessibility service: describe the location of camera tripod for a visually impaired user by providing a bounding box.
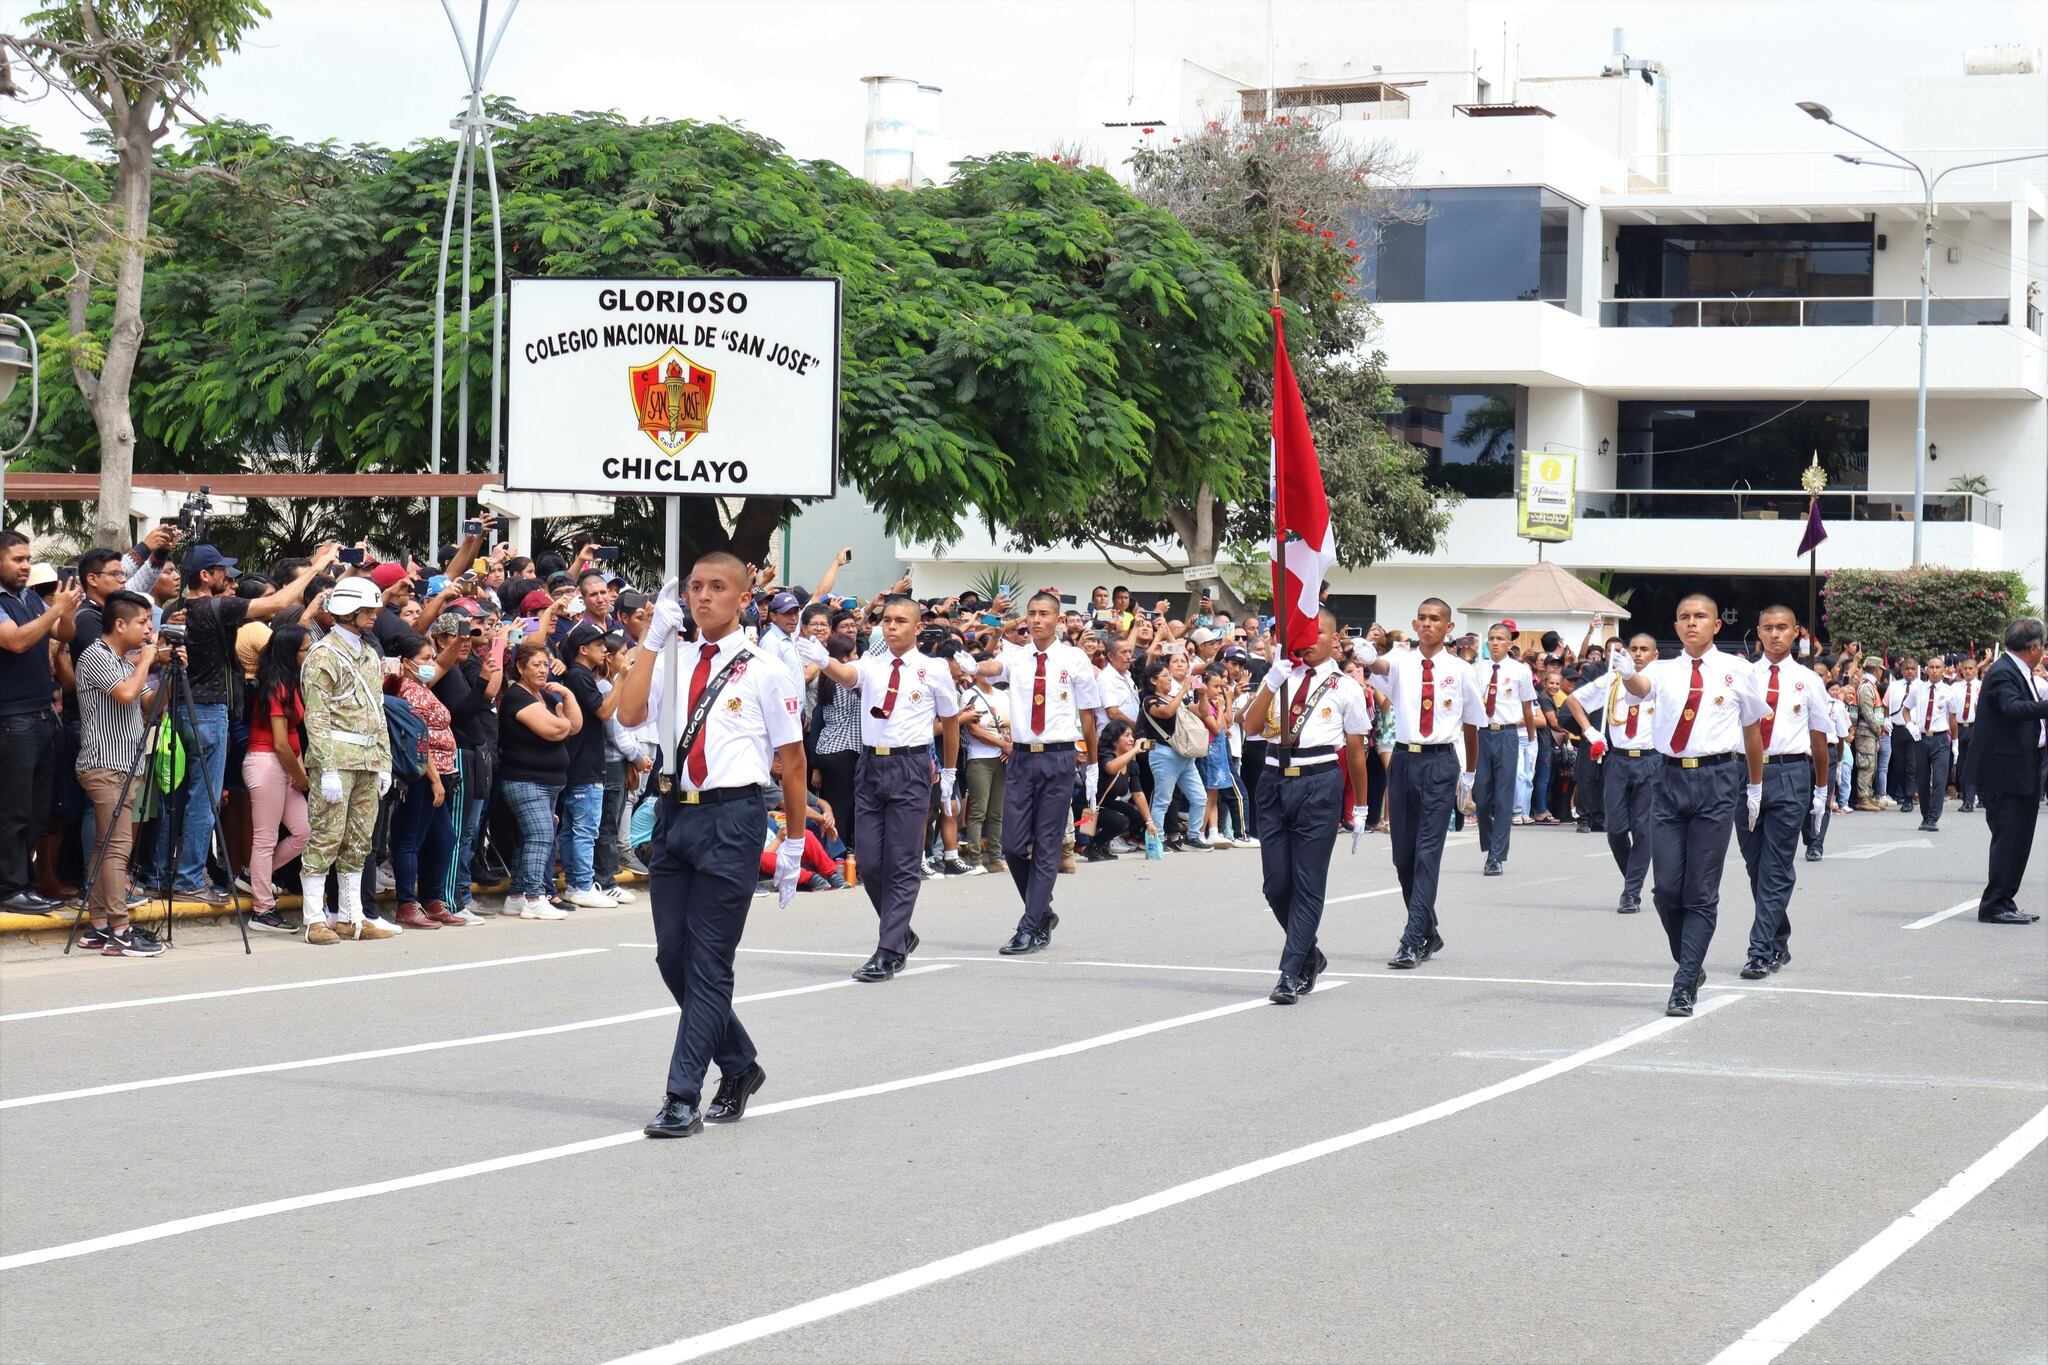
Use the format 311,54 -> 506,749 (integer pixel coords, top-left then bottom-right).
65,650 -> 250,956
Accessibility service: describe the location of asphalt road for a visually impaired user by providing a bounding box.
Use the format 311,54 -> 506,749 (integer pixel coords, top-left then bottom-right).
1,802 -> 2043,1364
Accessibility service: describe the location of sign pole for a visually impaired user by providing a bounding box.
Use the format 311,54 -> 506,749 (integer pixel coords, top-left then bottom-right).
659,495 -> 682,781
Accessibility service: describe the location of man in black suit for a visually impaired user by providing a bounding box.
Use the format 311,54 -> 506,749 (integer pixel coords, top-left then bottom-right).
1966,618 -> 2048,925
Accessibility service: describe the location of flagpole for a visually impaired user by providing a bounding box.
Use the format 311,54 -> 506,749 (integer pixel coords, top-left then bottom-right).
1270,260 -> 1289,741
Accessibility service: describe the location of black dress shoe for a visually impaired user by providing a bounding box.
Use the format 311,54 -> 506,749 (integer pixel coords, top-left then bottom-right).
1805,848 -> 1822,862
1300,947 -> 1327,993
1769,949 -> 1791,972
644,1094 -> 703,1139
1979,908 -> 2035,926
1482,859 -> 1503,877
1665,984 -> 1695,1018
1000,930 -> 1042,955
1575,821 -> 1592,833
852,950 -> 904,983
1959,802 -> 1975,813
1269,973 -> 1305,1005
1387,944 -> 1421,969
1740,958 -> 1770,980
1617,895 -> 1640,915
905,928 -> 920,956
1034,911 -> 1059,947
1420,930 -> 1443,962
706,1063 -> 766,1123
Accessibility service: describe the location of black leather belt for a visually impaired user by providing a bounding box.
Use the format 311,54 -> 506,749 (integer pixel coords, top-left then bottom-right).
1267,745 -> 1338,777
1020,740 -> 1075,753
861,745 -> 924,757
1399,742 -> 1457,756
1614,747 -> 1652,759
1665,752 -> 1736,769
1765,753 -> 1811,765
666,783 -> 762,806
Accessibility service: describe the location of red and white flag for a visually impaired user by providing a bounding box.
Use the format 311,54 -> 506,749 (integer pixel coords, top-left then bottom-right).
1270,308 -> 1334,661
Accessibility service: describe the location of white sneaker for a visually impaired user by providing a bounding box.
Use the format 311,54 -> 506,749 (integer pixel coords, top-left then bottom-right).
460,898 -> 486,918
961,862 -> 987,877
564,886 -> 614,910
521,896 -> 567,920
375,864 -> 396,895
451,906 -> 485,925
603,884 -> 637,904
1204,831 -> 1233,848
1234,836 -> 1261,849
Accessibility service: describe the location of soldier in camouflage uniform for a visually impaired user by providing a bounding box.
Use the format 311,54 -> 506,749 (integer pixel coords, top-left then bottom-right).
1852,663 -> 1885,811
301,578 -> 394,944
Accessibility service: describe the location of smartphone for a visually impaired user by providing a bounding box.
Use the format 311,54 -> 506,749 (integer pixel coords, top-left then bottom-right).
490,635 -> 507,671
564,595 -> 584,616
57,565 -> 78,586
979,612 -> 1003,627
1138,738 -> 1154,752
462,519 -> 484,537
594,546 -> 619,562
337,547 -> 365,565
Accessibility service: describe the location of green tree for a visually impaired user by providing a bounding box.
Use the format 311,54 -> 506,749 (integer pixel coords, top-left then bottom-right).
2,0 -> 268,545
1823,567 -> 2035,659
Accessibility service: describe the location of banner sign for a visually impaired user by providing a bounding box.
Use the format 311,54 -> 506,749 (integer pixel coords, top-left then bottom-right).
506,276 -> 841,498
1516,449 -> 1577,543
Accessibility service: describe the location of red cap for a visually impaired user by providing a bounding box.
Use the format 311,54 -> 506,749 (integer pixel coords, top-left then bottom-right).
1500,617 -> 1518,633
368,562 -> 409,590
519,588 -> 552,613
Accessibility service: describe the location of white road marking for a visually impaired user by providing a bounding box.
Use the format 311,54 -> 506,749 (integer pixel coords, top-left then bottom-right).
602,995 -> 1744,1364
1584,849 -> 1619,858
0,969 -> 952,1111
1902,898 -> 1977,930
0,986 -> 1309,1271
1326,888 -> 1402,904
1707,1101 -> 2048,1365
1831,838 -> 1932,860
0,949 -> 611,1024
1454,1051 -> 2048,1093
734,947 -> 1044,965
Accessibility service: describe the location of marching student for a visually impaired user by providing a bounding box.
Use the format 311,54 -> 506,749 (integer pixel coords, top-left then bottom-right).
807,597 -> 962,983
1804,678 -> 1853,861
1465,621 -> 1540,877
616,553 -> 809,1140
1883,656 -> 1919,811
1611,593 -> 1767,1017
1732,606 -> 1831,979
1903,657 -> 1957,832
1948,656 -> 1982,812
1563,632 -> 1659,913
1360,599 -> 1478,970
1241,609 -> 1373,1005
975,591 -> 1100,955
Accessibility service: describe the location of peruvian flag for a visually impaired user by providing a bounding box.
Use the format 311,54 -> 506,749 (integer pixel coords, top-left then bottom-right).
1271,307 -> 1335,661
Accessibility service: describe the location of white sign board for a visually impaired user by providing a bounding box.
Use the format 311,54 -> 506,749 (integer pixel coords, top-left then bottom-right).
506,276 -> 841,498
1182,563 -> 1219,583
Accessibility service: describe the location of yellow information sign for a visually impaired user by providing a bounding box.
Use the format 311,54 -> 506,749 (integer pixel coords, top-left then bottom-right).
1517,449 -> 1577,543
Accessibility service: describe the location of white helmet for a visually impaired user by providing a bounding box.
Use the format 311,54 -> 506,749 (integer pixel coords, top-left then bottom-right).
326,577 -> 383,617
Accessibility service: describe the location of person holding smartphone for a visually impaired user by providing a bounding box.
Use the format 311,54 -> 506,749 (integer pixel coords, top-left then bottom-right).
1085,721 -> 1155,858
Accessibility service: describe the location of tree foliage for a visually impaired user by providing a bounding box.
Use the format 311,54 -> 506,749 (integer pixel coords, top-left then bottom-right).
1823,567 -> 2036,659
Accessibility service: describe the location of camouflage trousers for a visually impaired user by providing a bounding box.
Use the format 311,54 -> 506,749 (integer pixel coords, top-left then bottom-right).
1852,734 -> 1879,803
304,768 -> 383,875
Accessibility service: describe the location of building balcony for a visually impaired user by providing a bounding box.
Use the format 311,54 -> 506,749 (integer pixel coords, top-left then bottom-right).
1599,296 -> 2025,329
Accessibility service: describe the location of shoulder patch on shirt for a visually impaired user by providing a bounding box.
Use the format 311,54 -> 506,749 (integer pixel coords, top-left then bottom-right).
783,696 -> 801,716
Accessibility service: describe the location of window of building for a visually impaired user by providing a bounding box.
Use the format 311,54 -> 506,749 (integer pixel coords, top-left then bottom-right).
1383,384 -> 1521,497
1613,223 -> 1873,300
1359,188 -> 1578,305
1616,399 -> 1869,498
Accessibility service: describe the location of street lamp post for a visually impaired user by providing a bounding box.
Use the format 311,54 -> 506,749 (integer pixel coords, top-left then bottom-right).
1795,102 -> 2047,566
0,314 -> 40,517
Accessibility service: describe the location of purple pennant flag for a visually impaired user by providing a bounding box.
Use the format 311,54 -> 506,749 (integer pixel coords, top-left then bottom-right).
1796,497 -> 1828,557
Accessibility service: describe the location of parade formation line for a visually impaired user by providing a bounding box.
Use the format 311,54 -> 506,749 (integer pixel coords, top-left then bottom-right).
0,986 -> 1326,1272
601,995 -> 1747,1365
0,968 -> 954,1111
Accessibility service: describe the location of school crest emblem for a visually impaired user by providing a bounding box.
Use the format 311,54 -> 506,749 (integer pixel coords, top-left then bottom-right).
628,348 -> 716,455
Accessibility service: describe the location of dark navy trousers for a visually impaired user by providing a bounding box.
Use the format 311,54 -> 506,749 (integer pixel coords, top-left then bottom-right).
1255,763 -> 1343,977
855,749 -> 932,955
649,791 -> 763,1105
1649,760 -> 1741,989
1002,746 -> 1075,935
1736,759 -> 1807,962
1604,750 -> 1658,904
1388,744 -> 1457,951
1474,726 -> 1518,863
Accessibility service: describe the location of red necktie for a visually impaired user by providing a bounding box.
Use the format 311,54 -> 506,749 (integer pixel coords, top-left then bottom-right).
1625,700 -> 1638,739
1923,685 -> 1934,732
1286,670 -> 1309,733
1963,680 -> 1972,722
1759,664 -> 1780,747
1420,658 -> 1435,738
870,658 -> 902,720
1030,651 -> 1048,734
1485,664 -> 1499,720
1667,658 -> 1705,753
684,641 -> 718,786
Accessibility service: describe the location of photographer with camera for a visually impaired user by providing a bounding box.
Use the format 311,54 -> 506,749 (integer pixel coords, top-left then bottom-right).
151,541 -> 340,903
72,592 -> 173,956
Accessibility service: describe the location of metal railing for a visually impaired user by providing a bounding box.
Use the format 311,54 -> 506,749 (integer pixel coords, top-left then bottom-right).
1573,487 -> 2002,530
1621,149 -> 2047,196
1599,296 -> 2013,328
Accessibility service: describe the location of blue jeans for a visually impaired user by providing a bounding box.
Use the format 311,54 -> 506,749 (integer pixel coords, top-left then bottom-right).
454,747 -> 493,903
1513,735 -> 1536,819
159,701 -> 228,892
556,781 -> 603,891
1147,746 -> 1207,838
389,773 -> 456,905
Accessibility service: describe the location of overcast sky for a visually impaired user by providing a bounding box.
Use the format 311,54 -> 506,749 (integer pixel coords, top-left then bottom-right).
6,0 -> 2045,168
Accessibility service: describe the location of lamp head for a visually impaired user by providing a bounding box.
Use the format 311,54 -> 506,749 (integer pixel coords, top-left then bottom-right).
0,321 -> 27,407
1796,101 -> 1833,122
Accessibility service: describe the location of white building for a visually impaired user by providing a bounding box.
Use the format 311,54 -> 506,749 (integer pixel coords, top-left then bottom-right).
807,8 -> 2047,640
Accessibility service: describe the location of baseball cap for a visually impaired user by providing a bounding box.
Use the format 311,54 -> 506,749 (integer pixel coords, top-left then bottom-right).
429,607 -> 474,636
1190,627 -> 1218,645
1222,646 -> 1250,662
425,574 -> 451,597
369,561 -> 409,590
519,588 -> 553,613
562,621 -> 606,654
1499,618 -> 1518,633
185,545 -> 240,578
767,591 -> 800,614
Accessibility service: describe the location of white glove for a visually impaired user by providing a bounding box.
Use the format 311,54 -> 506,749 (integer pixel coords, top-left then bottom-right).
1608,645 -> 1636,680
1082,763 -> 1098,809
1812,784 -> 1829,825
377,771 -> 392,797
939,766 -> 958,815
775,837 -> 805,907
646,577 -> 688,652
1351,638 -> 1379,668
1349,804 -> 1367,854
794,634 -> 830,667
318,770 -> 343,804
1745,781 -> 1763,830
1457,770 -> 1475,810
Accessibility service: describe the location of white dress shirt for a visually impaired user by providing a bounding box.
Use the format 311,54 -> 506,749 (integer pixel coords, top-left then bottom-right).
1883,677 -> 1913,726
1381,645 -> 1472,746
1902,678 -> 1956,741
1947,677 -> 1979,727
1464,657 -> 1537,728
1260,657 -> 1371,755
854,647 -> 959,749
1827,695 -> 1852,742
996,639 -> 1101,745
1094,663 -> 1140,731
960,683 -> 1009,761
1642,646 -> 1768,758
662,630 -> 804,791
1570,670 -> 1654,751
1752,656 -> 1831,757
757,623 -> 805,686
